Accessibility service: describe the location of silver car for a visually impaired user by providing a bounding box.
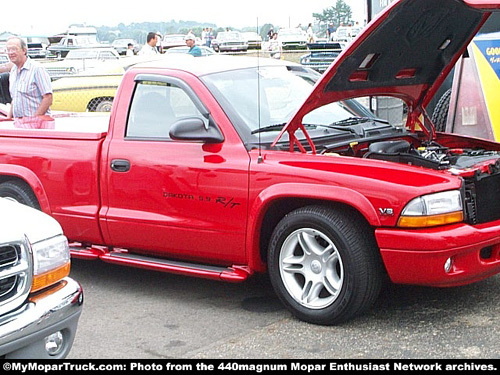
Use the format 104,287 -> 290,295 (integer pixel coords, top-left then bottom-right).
211,31 -> 248,53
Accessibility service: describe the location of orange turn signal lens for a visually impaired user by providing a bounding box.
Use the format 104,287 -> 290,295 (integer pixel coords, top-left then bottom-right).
397,211 -> 464,228
32,262 -> 71,292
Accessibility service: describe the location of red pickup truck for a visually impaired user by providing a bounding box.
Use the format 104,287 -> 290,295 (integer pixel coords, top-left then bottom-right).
1,0 -> 500,325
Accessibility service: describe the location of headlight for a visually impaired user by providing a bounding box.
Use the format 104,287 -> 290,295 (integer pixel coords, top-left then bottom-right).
397,190 -> 463,228
31,235 -> 71,292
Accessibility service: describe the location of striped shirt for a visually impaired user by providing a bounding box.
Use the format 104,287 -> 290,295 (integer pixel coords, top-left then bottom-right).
9,58 -> 52,118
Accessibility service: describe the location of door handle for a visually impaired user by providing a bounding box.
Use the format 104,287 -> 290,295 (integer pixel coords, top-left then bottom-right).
110,159 -> 130,172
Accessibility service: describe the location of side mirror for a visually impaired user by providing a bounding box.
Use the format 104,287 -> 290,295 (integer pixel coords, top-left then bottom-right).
169,117 -> 224,143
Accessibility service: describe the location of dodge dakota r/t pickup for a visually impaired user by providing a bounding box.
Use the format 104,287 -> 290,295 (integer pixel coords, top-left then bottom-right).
0,0 -> 499,325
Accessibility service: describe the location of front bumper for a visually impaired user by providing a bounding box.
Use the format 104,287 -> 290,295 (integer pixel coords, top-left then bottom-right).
376,222 -> 500,287
0,277 -> 83,359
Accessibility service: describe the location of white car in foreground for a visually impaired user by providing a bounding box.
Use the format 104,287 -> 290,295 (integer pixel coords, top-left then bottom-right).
0,196 -> 83,358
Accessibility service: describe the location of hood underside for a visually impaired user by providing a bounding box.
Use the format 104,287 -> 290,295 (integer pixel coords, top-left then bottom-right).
277,0 -> 499,147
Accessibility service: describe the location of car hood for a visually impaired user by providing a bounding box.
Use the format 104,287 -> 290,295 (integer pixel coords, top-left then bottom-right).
0,198 -> 63,245
279,0 -> 500,144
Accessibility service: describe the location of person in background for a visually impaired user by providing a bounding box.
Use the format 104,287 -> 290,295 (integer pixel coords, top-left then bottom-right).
6,36 -> 52,119
268,32 -> 281,59
126,43 -> 135,56
138,32 -> 160,55
185,34 -> 202,57
267,26 -> 274,41
306,23 -> 315,43
205,27 -> 213,47
326,23 -> 336,41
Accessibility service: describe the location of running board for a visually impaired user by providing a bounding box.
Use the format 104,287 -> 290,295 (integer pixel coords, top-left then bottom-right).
70,246 -> 250,283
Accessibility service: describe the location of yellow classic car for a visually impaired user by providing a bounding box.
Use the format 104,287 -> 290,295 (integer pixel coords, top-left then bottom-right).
51,55 -> 165,112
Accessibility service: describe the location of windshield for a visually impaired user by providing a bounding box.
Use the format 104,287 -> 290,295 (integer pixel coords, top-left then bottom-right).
218,32 -> 243,41
280,29 -> 303,37
66,50 -> 99,59
202,66 -> 365,137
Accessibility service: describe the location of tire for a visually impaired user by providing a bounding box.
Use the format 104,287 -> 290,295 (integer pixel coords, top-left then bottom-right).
94,98 -> 113,112
0,181 -> 40,210
267,205 -> 383,325
431,88 -> 452,132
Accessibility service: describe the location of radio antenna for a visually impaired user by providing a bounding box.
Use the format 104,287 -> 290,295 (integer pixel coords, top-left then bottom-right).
257,17 -> 263,163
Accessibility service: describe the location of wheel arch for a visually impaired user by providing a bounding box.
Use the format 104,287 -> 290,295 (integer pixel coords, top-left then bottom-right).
0,164 -> 51,213
246,183 -> 382,270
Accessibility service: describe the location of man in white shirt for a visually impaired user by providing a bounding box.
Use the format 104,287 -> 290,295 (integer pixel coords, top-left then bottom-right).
138,32 -> 160,55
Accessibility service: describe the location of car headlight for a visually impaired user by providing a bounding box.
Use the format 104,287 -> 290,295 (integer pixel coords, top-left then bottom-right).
31,235 -> 71,292
397,190 -> 463,228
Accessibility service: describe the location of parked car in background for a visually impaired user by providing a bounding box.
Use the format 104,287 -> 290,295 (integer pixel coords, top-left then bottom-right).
300,42 -> 344,73
161,34 -> 186,50
112,38 -> 139,55
211,31 -> 248,52
23,36 -> 50,58
0,197 -> 83,359
44,48 -> 120,79
278,28 -> 308,50
165,45 -> 215,56
242,32 -> 262,49
0,53 -> 8,65
334,25 -> 362,43
47,35 -> 109,59
51,55 -> 163,112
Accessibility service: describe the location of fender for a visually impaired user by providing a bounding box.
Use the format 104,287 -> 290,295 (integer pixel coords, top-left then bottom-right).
0,164 -> 51,213
245,182 -> 381,271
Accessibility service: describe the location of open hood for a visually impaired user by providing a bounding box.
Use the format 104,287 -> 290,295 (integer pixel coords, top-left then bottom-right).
275,0 -> 500,151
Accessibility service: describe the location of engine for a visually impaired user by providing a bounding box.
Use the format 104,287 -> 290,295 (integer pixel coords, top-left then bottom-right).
364,139 -> 500,170
364,139 -> 500,224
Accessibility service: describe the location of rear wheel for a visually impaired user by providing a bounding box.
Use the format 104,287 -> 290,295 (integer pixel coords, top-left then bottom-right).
0,181 -> 40,209
267,206 -> 383,325
95,99 -> 113,112
89,97 -> 114,112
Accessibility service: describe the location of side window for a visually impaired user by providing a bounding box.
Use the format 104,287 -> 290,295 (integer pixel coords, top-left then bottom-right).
126,80 -> 203,139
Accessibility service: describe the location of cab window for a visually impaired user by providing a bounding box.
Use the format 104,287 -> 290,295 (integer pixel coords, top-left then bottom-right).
126,80 -> 203,139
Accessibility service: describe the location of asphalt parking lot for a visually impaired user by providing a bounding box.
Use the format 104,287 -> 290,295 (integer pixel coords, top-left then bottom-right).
68,259 -> 499,359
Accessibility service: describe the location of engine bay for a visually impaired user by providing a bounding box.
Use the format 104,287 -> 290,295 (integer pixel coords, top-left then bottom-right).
332,136 -> 500,225
361,139 -> 500,172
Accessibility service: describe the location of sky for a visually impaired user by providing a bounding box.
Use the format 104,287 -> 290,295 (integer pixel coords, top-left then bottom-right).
3,0 -> 367,36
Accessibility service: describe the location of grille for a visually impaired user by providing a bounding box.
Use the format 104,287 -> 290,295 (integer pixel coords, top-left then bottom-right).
0,244 -> 18,267
0,275 -> 17,299
45,67 -> 77,78
0,239 -> 32,315
467,172 -> 500,224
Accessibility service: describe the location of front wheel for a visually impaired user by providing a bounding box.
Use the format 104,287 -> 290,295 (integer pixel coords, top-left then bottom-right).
0,180 -> 40,209
267,206 -> 383,325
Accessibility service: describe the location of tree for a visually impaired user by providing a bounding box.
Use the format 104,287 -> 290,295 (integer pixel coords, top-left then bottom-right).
313,0 -> 353,29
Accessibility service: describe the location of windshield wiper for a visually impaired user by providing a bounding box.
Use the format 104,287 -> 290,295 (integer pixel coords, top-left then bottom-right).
331,116 -> 389,126
252,122 -> 360,135
251,117 -> 390,135
251,124 -> 287,134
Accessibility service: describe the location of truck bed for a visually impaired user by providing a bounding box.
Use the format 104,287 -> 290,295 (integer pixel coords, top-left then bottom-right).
0,113 -> 109,140
0,113 -> 109,245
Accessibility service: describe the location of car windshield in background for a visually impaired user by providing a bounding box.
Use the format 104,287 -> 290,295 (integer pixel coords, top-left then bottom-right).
66,50 -> 101,59
218,32 -> 245,41
202,66 -> 361,136
280,29 -> 303,37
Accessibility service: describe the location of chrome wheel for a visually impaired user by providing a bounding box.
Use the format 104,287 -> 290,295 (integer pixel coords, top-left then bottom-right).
279,228 -> 344,310
268,206 -> 383,325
